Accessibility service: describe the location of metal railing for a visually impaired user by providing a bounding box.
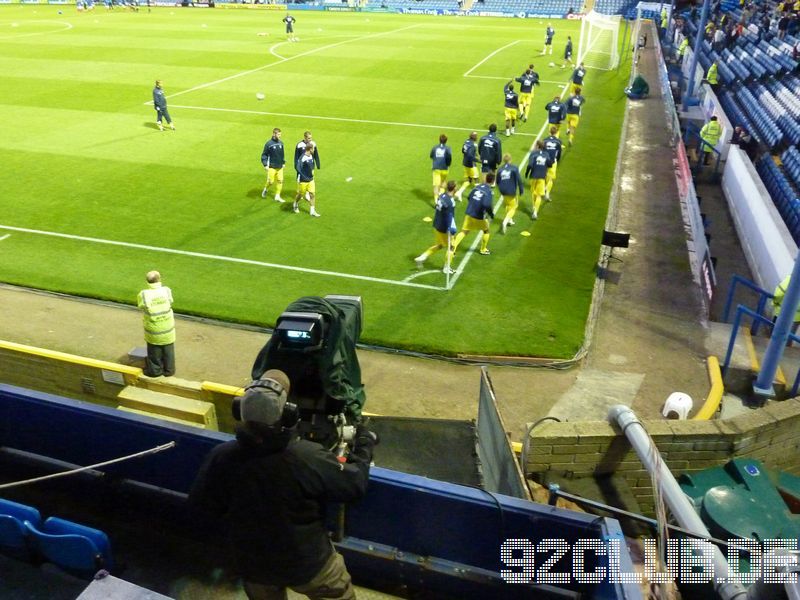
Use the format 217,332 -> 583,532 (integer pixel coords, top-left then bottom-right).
722,303 -> 800,396
721,274 -> 772,335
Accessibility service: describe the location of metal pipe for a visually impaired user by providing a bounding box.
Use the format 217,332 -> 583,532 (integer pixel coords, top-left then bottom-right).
755,257 -> 800,399
547,484 -> 732,548
608,405 -> 748,600
682,0 -> 711,111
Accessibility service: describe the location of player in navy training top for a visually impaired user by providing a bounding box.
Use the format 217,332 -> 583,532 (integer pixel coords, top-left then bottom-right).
283,14 -> 297,42
515,65 -> 540,122
294,131 -> 320,175
478,124 -> 502,183
524,141 -> 553,219
430,133 -> 452,204
414,180 -> 458,274
293,143 -> 320,217
570,62 -> 587,93
565,87 -> 585,146
496,153 -> 524,234
545,96 -> 566,137
449,173 -> 495,261
261,127 -> 286,203
542,126 -> 563,201
543,23 -> 555,55
503,81 -> 519,137
456,131 -> 480,202
562,36 -> 575,69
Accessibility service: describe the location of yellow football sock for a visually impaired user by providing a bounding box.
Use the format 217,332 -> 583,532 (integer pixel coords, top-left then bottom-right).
506,204 -> 517,221
452,231 -> 466,253
480,233 -> 490,252
534,196 -> 542,213
545,180 -> 554,197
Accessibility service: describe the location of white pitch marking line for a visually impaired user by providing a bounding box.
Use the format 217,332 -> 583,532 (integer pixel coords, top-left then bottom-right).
0,20 -> 73,40
0,224 -> 446,292
402,269 -> 441,282
268,33 -> 356,60
447,79 -> 574,290
0,234 -> 9,242
170,103 -> 540,138
269,41 -> 288,60
463,40 -> 521,78
163,24 -> 420,102
465,74 -> 565,85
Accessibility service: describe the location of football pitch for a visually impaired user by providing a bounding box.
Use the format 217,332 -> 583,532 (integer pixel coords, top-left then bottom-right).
0,6 -> 629,358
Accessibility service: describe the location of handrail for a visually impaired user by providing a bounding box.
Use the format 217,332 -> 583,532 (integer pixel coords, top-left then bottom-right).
692,355 -> 723,420
722,304 -> 800,395
721,274 -> 773,334
722,304 -> 773,374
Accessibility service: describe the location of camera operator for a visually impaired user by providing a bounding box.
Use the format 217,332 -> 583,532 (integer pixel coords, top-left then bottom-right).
189,369 -> 377,600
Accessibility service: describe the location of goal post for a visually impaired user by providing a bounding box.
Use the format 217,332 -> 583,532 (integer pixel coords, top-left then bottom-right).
577,10 -> 622,70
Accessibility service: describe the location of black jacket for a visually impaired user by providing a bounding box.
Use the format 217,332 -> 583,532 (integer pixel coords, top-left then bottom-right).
189,424 -> 372,585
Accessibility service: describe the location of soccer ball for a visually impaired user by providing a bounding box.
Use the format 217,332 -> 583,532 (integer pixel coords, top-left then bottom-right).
256,93 -> 265,101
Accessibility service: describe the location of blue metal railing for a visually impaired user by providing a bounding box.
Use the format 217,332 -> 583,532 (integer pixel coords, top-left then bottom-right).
722,304 -> 800,396
722,274 -> 773,335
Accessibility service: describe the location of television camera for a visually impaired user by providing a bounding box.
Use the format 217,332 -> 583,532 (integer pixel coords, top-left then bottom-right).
249,295 -> 366,451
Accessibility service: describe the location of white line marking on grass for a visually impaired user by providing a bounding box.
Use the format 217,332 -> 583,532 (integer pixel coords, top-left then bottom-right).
170,104 -> 540,137
269,41 -> 288,60
402,269 -> 441,282
446,79 -> 573,290
0,224 -> 446,292
269,33 -> 357,60
0,234 -> 9,242
164,24 -> 420,102
464,74 -> 565,85
463,40 -> 521,78
0,20 -> 73,40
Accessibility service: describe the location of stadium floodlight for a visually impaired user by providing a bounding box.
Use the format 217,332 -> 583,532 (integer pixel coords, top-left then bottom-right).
578,10 -> 622,70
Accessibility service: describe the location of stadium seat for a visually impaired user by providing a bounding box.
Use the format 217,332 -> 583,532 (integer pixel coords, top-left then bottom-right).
24,516 -> 114,578
0,498 -> 41,558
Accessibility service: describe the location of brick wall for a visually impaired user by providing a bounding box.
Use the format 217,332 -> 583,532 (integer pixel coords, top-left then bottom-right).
526,400 -> 800,515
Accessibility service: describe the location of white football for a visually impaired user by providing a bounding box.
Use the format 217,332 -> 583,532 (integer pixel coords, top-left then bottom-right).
256,93 -> 265,101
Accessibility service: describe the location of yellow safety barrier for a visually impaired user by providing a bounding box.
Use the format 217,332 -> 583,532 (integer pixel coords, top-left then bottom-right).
692,356 -> 724,420
0,339 -> 141,382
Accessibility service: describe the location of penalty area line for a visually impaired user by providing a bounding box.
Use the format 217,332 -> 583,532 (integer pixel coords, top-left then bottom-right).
163,24 -> 421,102
0,225 -> 446,292
169,104 -> 540,138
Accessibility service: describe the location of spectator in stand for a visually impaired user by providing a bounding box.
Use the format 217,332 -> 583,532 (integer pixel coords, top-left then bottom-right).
778,13 -> 790,39
713,26 -> 725,51
731,126 -> 755,159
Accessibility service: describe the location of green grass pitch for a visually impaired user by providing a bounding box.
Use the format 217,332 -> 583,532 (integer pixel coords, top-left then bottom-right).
0,6 -> 629,358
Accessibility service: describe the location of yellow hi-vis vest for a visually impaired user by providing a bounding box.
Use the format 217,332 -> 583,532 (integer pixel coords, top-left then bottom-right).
678,38 -> 689,56
138,282 -> 175,345
706,63 -> 719,85
774,276 -> 800,322
700,120 -> 723,151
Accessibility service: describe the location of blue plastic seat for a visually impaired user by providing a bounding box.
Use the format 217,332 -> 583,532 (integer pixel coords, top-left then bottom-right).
24,516 -> 114,577
0,498 -> 41,557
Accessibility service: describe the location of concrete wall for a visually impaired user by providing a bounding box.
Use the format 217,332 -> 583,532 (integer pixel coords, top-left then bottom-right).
526,399 -> 800,515
722,147 -> 797,292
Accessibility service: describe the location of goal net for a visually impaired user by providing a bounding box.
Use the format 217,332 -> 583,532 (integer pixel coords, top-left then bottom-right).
577,10 -> 622,70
